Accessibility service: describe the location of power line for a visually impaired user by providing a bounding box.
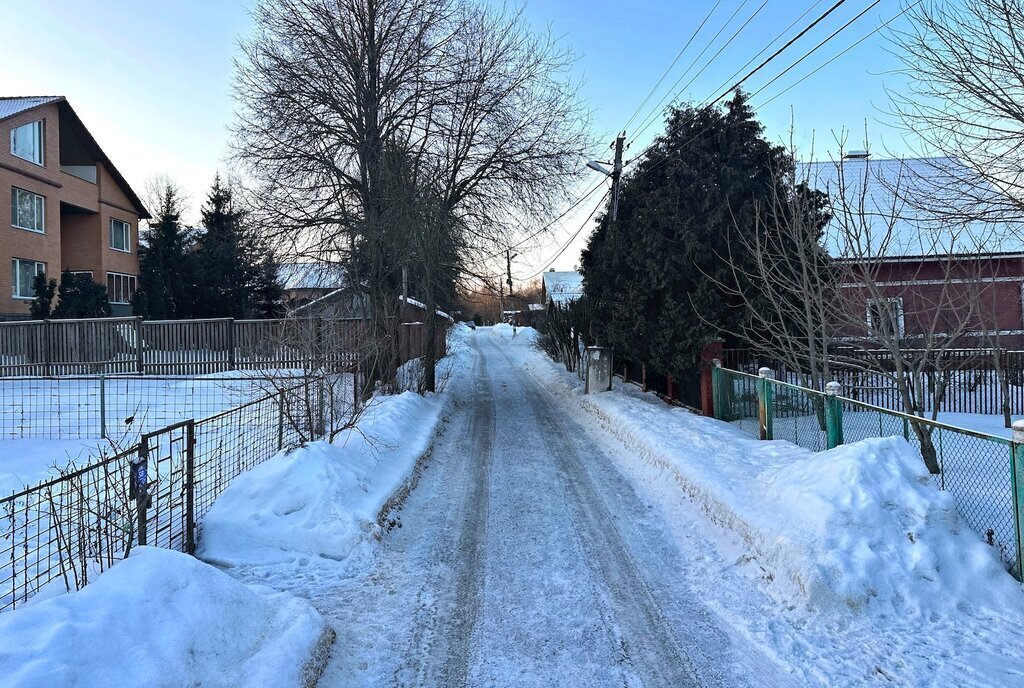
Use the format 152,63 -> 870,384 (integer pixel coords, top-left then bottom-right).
745,0 -> 882,101
621,0 -> 724,133
711,0 -> 852,103
517,190 -> 611,281
752,1 -> 921,108
626,0 -> 881,187
628,0 -> 757,141
702,0 -> 828,104
480,179 -> 607,260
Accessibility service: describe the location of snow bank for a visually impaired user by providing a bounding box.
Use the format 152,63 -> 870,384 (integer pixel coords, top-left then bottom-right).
762,437 -> 1021,612
199,389 -> 446,567
524,350 -> 1023,616
0,547 -> 332,688
485,322 -> 539,345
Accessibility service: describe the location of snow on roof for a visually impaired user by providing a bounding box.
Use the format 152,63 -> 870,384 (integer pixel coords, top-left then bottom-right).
528,303 -> 545,311
278,262 -> 347,290
399,296 -> 454,322
543,270 -> 584,305
0,96 -> 62,121
801,156 -> 1024,258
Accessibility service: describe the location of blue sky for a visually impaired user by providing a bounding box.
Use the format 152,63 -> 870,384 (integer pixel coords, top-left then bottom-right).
0,0 -> 917,277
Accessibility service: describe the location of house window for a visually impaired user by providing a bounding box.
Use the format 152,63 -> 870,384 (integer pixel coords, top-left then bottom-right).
11,259 -> 45,299
11,187 -> 45,233
10,120 -> 44,165
867,297 -> 905,338
106,272 -> 137,305
109,218 -> 130,252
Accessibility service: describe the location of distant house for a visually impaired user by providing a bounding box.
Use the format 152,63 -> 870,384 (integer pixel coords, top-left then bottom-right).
1,96 -> 150,319
542,269 -> 584,309
278,262 -> 348,311
804,154 -> 1024,347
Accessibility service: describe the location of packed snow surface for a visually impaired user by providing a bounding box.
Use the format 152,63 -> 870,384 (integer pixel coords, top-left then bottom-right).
0,547 -> 331,688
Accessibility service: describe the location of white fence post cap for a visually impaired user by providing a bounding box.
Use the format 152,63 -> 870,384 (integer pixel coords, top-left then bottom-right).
758,367 -> 774,379
1013,420 -> 1024,443
825,381 -> 842,396
712,358 -> 722,368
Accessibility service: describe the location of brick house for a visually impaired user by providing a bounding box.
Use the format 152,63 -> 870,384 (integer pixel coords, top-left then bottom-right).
805,155 -> 1024,348
0,96 -> 149,319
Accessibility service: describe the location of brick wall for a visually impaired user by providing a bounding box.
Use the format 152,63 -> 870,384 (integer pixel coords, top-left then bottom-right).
0,102 -> 140,318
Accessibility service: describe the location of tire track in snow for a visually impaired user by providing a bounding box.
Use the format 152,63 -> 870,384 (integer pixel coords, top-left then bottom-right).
394,337 -> 495,687
490,339 -> 703,687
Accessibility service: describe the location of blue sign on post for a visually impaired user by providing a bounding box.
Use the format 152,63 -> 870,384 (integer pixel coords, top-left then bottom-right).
129,460 -> 147,500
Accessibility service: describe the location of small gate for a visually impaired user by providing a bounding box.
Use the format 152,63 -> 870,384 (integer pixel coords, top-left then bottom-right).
136,420 -> 196,554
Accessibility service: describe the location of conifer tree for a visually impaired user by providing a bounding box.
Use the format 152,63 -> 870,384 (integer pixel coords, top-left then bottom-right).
135,182 -> 195,318
581,92 -> 809,397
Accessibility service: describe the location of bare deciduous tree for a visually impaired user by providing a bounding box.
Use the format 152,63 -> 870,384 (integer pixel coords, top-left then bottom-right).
233,0 -> 590,391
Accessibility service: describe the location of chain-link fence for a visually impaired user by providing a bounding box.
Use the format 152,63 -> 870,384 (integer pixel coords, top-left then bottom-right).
712,364 -> 1024,579
0,376 -> 330,613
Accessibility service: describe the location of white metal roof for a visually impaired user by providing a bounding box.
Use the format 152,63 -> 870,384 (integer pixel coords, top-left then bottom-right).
278,262 -> 347,290
801,156 -> 1024,258
543,270 -> 584,305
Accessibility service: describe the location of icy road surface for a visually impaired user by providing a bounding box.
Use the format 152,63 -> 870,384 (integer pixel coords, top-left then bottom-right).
232,335 -> 805,687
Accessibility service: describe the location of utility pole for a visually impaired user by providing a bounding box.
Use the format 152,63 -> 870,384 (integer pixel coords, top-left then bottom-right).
610,131 -> 625,222
505,249 -> 515,297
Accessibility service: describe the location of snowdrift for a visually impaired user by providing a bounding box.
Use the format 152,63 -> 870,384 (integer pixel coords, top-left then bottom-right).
0,547 -> 332,688
199,389 -> 446,567
527,350 -> 1023,616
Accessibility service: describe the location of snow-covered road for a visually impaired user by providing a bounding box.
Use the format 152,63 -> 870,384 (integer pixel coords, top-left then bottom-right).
229,333 -> 802,687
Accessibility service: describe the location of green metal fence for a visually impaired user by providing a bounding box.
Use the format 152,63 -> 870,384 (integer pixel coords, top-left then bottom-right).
712,364 -> 1024,579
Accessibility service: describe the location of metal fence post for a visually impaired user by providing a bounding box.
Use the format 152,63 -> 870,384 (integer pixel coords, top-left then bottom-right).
185,420 -> 196,555
757,367 -> 774,440
99,375 -> 107,440
711,359 -> 723,420
824,380 -> 844,449
131,439 -> 150,547
1011,421 -> 1024,579
317,376 -> 326,438
277,391 -> 285,451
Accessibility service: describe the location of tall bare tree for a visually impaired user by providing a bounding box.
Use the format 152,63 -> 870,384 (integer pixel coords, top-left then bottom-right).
233,0 -> 589,390
891,0 -> 1024,226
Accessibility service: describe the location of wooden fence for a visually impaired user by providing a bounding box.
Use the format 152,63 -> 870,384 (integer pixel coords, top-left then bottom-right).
0,316 -> 445,377
722,347 -> 1024,416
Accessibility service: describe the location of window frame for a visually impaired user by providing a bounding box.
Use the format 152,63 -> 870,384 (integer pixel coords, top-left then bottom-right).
11,258 -> 46,300
109,218 -> 131,253
9,120 -> 44,166
106,271 -> 137,305
866,297 -> 906,339
11,187 -> 45,234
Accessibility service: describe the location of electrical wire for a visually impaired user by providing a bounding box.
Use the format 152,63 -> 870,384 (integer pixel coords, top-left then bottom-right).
752,1 -> 922,108
516,189 -> 611,281
621,0 -> 724,133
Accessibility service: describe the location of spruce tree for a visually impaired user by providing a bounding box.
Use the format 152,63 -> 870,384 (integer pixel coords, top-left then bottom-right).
194,176 -> 280,318
581,92 -> 803,396
136,183 -> 195,318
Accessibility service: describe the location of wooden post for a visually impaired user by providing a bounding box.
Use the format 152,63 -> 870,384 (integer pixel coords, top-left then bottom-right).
227,319 -> 236,371
135,317 -> 144,374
